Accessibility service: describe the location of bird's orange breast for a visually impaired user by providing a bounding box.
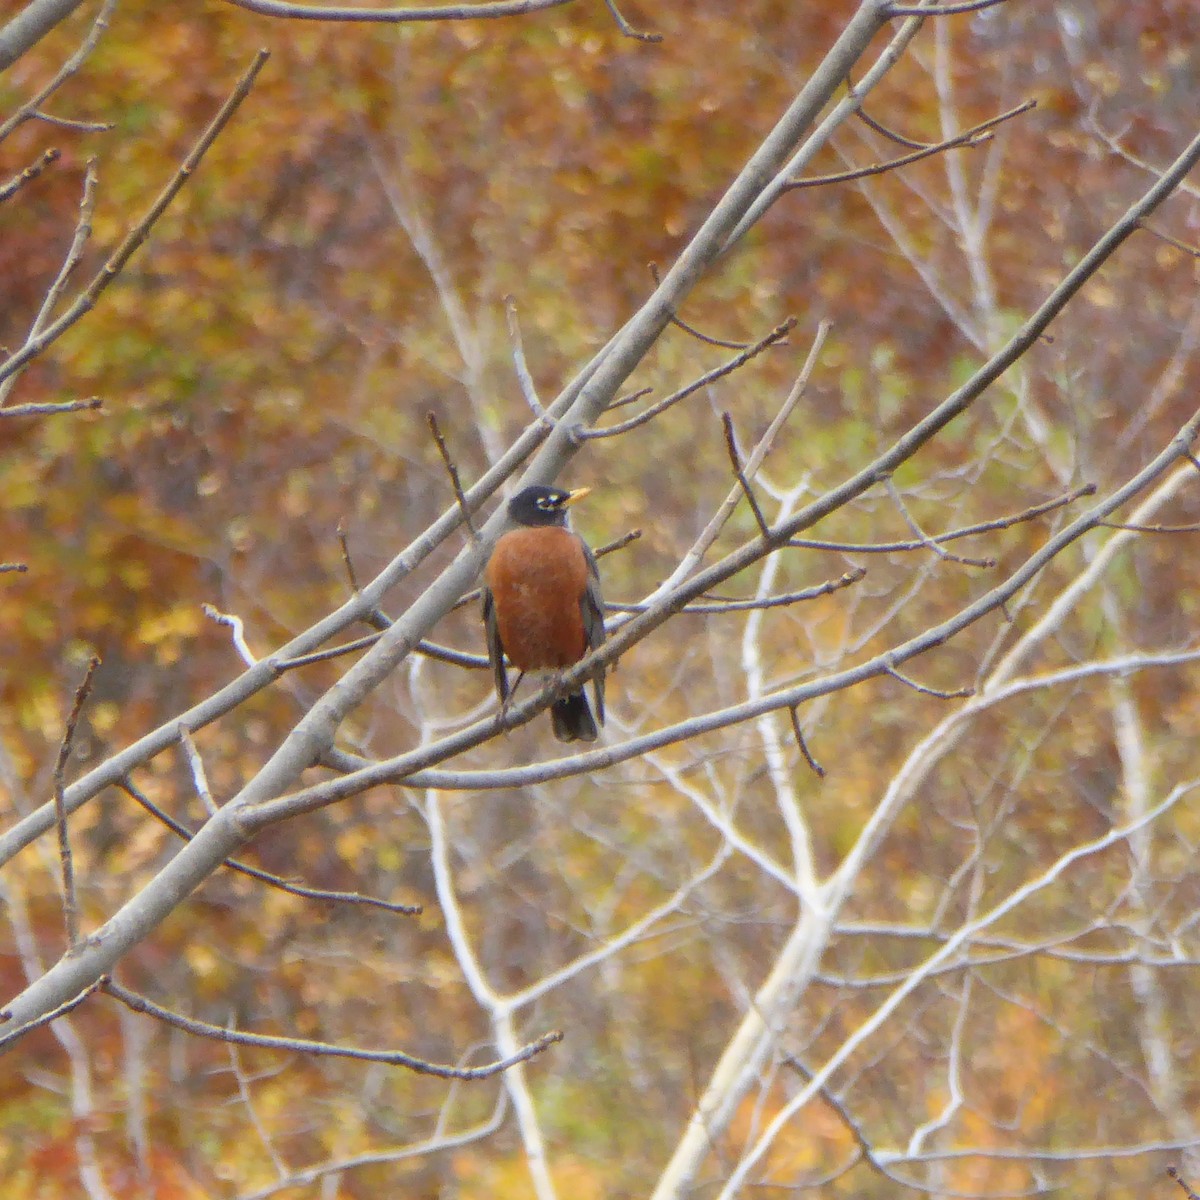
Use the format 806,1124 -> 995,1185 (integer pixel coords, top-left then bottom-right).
485,526 -> 590,671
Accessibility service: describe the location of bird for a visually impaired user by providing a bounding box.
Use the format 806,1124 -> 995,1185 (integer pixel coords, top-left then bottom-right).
481,484 -> 605,742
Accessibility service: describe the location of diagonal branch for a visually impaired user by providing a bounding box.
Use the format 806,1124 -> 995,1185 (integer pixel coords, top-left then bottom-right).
784,99 -> 1034,190
0,0 -> 106,90
53,655 -> 100,949
221,0 -> 574,21
102,979 -> 561,1079
118,778 -> 421,914
0,49 -> 270,387
578,318 -> 794,440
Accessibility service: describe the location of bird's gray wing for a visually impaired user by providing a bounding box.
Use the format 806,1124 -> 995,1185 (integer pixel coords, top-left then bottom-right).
481,586 -> 509,703
579,540 -> 606,725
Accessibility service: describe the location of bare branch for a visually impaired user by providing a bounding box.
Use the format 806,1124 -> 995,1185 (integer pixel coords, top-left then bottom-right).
234,1096 -> 508,1200
887,0 -> 1008,15
336,520 -> 360,594
884,662 -> 973,700
53,654 -> 100,949
1170,1167 -> 1200,1200
718,777 -> 1200,1197
600,0 -> 660,42
607,383 -> 654,410
648,262 -> 749,348
788,708 -> 826,778
785,99 -> 1034,190
1,157 -> 98,407
427,411 -> 478,540
221,0 -> 574,21
246,439 -> 1200,809
721,411 -> 771,539
1097,520 -> 1200,534
0,977 -> 104,1053
504,295 -> 548,417
27,110 -> 112,132
0,48 -> 271,387
201,603 -> 259,667
882,475 -> 995,568
0,0 -> 108,95
0,146 -> 60,203
0,397 -> 102,418
178,728 -> 217,817
1139,222 -> 1200,260
103,979 -> 562,1079
579,318 -> 794,440
118,779 -> 420,914
788,483 -> 1097,553
610,570 -> 866,614
854,92 -> 933,150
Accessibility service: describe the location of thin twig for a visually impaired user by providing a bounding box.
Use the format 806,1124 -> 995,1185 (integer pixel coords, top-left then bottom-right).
31,110 -> 113,133
233,1096 -> 508,1200
884,662 -> 972,700
785,100 -> 1034,190
0,977 -> 105,1053
788,708 -> 826,778
854,94 -> 930,149
178,728 -> 217,817
227,1019 -> 290,1176
279,633 -> 493,672
279,632 -> 380,670
504,296 -> 548,418
118,779 -> 420,914
1168,1166 -> 1200,1200
36,156 -> 99,325
222,0 -> 574,21
0,49 -> 271,387
0,147 -> 60,203
649,263 -> 749,348
581,319 -> 794,440
595,528 -> 643,559
722,412 -> 771,538
336,520 -> 360,594
53,655 -> 100,949
0,397 -> 102,418
1098,520 -> 1200,533
888,0 -> 1008,15
610,569 -> 865,614
0,0 -> 117,143
784,1057 -> 889,1184
601,0 -> 661,41
103,978 -> 561,1079
0,160 -> 98,407
1139,221 -> 1200,258
607,384 -> 654,411
202,603 -> 258,666
415,641 -> 487,667
883,476 -> 995,568
427,412 -> 477,539
788,483 -> 1096,553
677,321 -> 830,570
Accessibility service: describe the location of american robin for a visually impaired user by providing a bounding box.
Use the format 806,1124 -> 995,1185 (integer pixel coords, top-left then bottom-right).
482,484 -> 605,742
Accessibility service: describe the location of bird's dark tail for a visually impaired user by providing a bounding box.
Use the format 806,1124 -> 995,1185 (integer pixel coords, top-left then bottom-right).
552,692 -> 598,743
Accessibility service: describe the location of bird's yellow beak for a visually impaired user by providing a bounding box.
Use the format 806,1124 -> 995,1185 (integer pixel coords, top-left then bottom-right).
563,487 -> 591,507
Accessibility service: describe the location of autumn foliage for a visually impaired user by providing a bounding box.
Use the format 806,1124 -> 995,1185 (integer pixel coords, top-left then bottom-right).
3,1 -> 1200,1197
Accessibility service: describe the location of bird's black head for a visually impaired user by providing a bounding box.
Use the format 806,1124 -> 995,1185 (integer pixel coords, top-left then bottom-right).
507,485 -> 590,528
